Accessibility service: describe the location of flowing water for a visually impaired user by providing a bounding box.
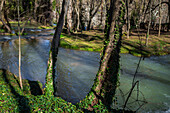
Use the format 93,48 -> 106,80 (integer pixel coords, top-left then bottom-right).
0,35 -> 169,112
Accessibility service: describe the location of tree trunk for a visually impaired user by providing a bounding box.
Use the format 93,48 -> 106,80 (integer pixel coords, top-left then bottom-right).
78,0 -> 124,111
50,0 -> 56,25
0,0 -> 4,11
3,1 -> 12,30
17,0 -> 23,90
143,0 -> 151,23
145,0 -> 151,46
126,0 -> 130,39
87,0 -> 102,30
75,0 -> 80,31
45,0 -> 69,96
34,0 -> 38,21
0,0 -> 12,33
87,18 -> 92,30
100,0 -> 104,26
66,0 -> 72,34
168,0 -> 170,31
158,0 -> 162,37
137,0 -> 144,27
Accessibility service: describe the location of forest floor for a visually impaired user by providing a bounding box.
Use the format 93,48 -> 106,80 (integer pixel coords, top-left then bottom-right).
60,29 -> 170,57
0,69 -> 133,113
0,69 -> 83,112
0,21 -> 170,57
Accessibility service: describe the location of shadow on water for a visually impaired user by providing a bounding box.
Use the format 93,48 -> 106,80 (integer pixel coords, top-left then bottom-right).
1,69 -> 31,112
56,70 -> 93,104
122,68 -> 170,85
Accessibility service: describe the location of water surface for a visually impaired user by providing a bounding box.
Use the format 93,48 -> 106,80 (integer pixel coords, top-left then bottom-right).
0,37 -> 169,112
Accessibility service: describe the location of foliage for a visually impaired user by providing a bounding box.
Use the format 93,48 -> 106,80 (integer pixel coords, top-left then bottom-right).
0,29 -> 5,32
77,1 -> 125,112
38,26 -> 54,29
44,50 -> 54,97
0,69 -> 83,112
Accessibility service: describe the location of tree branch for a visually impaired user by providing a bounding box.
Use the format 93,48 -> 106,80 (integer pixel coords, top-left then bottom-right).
145,2 -> 169,14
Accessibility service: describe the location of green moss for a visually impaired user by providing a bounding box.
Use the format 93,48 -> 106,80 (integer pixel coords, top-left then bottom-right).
0,69 -> 83,112
38,26 -> 54,29
0,29 -> 5,32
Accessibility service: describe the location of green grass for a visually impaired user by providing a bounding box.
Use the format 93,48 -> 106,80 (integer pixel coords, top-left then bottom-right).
0,20 -> 169,56
0,69 -> 83,112
60,31 -> 169,57
38,26 -> 54,29
0,69 -> 133,112
59,33 -> 103,52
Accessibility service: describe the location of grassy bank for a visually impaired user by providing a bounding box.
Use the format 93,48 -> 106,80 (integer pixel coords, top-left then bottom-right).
0,69 -> 82,112
0,69 -> 134,112
59,30 -> 170,57
0,21 -> 53,35
59,32 -> 103,52
0,21 -> 169,57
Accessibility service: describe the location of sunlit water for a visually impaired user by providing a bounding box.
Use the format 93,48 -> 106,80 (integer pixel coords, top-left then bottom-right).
0,36 -> 169,112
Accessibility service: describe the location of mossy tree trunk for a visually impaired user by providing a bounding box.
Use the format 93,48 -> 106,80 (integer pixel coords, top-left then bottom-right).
78,0 -> 125,111
45,0 -> 69,96
0,0 -> 12,33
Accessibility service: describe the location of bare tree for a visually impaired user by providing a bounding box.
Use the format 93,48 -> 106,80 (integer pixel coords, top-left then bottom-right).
78,0 -> 124,111
168,0 -> 170,31
145,0 -> 152,46
0,0 -> 12,33
158,0 -> 162,37
45,0 -> 70,96
17,0 -> 23,89
65,0 -> 72,34
72,0 -> 80,32
126,0 -> 130,39
87,0 -> 102,30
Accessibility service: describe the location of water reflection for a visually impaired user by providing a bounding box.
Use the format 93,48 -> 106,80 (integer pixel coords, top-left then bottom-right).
0,38 -> 169,112
0,38 -> 50,85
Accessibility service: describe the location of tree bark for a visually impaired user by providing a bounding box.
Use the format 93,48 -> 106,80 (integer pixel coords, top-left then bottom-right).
126,0 -> 130,39
0,0 -> 12,33
0,0 -> 4,11
145,0 -> 152,46
34,0 -> 38,21
168,0 -> 170,31
158,0 -> 162,37
87,0 -> 102,30
45,0 -> 69,96
143,0 -> 151,22
137,0 -> 144,27
3,1 -> 12,31
66,0 -> 72,34
74,0 -> 80,31
78,0 -> 123,111
100,0 -> 104,27
17,0 -> 23,90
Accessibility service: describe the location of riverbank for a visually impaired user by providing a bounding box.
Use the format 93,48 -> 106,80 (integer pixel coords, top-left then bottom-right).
60,29 -> 170,57
0,69 -> 83,112
0,21 -> 170,57
0,69 -> 134,112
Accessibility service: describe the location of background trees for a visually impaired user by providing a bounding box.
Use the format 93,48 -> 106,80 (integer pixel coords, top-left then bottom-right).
0,0 -> 169,34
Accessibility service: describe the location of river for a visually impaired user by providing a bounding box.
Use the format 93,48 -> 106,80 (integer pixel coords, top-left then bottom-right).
0,35 -> 169,112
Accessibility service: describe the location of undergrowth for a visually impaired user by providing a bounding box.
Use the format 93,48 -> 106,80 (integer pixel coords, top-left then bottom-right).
0,69 -> 82,113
